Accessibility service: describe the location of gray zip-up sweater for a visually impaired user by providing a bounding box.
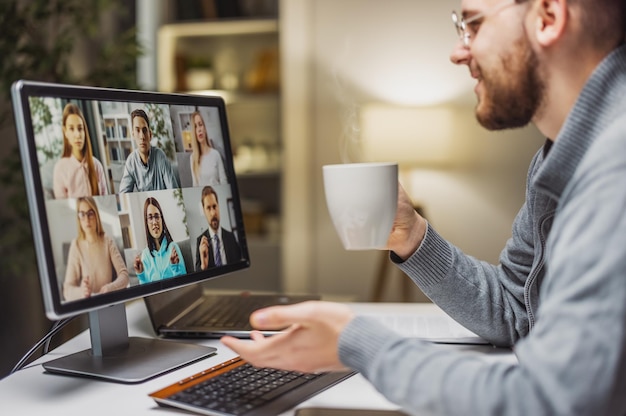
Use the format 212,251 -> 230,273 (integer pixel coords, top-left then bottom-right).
339,45 -> 626,415
119,146 -> 179,193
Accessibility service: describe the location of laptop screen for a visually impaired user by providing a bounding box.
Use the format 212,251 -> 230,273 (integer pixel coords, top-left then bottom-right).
11,80 -> 250,319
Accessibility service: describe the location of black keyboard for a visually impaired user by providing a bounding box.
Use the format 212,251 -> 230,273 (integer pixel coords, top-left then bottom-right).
150,356 -> 356,416
184,295 -> 319,330
192,297 -> 273,328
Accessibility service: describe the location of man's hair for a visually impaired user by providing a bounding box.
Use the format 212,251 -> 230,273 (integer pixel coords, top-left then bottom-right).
201,186 -> 219,207
131,108 -> 150,127
568,0 -> 626,49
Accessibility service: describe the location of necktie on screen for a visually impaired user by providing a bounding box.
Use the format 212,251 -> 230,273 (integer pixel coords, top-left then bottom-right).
213,234 -> 222,266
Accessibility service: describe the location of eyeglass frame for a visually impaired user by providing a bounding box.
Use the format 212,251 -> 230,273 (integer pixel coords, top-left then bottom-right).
77,209 -> 96,220
146,213 -> 162,223
452,0 -> 524,47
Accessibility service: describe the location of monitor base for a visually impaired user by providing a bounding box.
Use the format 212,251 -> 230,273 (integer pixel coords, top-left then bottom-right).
43,336 -> 216,384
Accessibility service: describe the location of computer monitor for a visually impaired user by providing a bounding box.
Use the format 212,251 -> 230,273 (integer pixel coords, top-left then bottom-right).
11,80 -> 251,383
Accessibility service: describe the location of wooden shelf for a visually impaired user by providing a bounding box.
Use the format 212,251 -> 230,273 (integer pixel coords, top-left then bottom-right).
159,18 -> 278,38
157,16 -> 283,292
158,18 -> 278,93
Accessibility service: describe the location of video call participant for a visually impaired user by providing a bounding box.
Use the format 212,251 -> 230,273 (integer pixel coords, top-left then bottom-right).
189,111 -> 228,186
195,186 -> 241,270
53,103 -> 108,199
222,0 -> 626,414
63,197 -> 128,301
119,109 -> 179,193
134,196 -> 186,283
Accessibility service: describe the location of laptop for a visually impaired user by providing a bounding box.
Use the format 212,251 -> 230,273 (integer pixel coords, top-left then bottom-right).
145,284 -> 319,338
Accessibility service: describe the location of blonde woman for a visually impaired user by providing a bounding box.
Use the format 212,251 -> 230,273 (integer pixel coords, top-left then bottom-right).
53,103 -> 108,198
189,111 -> 227,186
63,197 -> 129,301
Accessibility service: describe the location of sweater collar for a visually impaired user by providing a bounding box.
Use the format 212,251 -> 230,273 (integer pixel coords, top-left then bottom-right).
533,44 -> 626,200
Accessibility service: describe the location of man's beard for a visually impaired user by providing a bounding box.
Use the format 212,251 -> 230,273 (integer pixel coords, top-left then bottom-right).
475,35 -> 545,131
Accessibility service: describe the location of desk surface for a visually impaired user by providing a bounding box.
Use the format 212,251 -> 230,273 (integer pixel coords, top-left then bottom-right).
0,301 -> 514,416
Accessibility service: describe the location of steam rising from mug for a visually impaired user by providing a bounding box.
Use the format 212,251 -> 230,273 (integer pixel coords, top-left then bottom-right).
331,38 -> 364,165
323,162 -> 398,250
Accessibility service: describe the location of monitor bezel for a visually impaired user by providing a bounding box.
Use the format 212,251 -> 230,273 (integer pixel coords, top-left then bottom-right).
11,80 -> 251,320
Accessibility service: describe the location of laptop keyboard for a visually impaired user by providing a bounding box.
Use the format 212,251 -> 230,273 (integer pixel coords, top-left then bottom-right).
190,295 -> 308,329
190,296 -> 294,329
150,356 -> 355,416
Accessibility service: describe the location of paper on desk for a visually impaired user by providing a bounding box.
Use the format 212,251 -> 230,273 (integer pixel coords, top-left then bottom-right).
360,313 -> 489,345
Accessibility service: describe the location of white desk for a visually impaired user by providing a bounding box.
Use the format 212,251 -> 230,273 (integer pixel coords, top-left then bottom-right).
0,301 -> 515,415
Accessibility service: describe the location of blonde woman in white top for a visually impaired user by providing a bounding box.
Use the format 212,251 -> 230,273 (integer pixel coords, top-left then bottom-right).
53,103 -> 108,199
189,111 -> 227,186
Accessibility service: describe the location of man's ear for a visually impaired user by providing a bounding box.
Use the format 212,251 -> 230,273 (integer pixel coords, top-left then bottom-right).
532,0 -> 568,46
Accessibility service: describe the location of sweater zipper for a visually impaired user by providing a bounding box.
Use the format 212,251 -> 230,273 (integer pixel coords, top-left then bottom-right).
525,214 -> 551,330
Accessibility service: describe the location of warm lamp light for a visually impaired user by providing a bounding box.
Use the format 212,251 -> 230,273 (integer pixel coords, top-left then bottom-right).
359,104 -> 457,167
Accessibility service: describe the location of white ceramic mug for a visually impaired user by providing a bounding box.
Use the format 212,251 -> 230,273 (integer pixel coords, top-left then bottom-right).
323,162 -> 398,250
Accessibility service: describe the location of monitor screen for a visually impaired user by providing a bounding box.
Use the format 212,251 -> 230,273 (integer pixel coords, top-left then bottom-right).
11,80 -> 251,382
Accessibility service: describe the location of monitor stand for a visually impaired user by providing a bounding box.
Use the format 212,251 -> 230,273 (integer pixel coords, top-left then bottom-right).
42,303 -> 216,383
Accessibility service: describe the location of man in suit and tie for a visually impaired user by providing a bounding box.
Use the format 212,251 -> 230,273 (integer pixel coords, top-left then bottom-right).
195,185 -> 242,270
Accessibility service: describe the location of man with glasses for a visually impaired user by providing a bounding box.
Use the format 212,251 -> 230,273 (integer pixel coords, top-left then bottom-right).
223,1 -> 626,414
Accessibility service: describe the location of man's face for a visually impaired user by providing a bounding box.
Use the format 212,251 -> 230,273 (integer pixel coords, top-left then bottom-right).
451,0 -> 545,130
132,116 -> 152,156
202,193 -> 220,232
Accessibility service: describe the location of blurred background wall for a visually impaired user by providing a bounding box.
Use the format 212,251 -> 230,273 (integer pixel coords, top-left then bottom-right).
0,0 -> 545,379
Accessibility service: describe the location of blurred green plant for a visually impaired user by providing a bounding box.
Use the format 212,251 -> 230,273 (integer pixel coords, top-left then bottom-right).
29,97 -> 64,166
0,0 -> 142,277
173,188 -> 189,238
145,102 -> 177,160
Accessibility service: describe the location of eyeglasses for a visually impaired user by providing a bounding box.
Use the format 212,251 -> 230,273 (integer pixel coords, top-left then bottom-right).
452,0 -> 523,47
147,213 -> 162,223
78,209 -> 96,220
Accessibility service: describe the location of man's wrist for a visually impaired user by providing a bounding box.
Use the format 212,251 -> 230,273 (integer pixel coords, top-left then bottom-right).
391,216 -> 427,261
